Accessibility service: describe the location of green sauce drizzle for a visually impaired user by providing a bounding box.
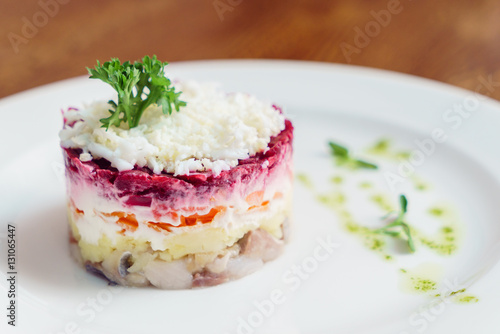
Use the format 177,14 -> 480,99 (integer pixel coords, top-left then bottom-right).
367,138 -> 411,161
296,136 -> 476,302
411,277 -> 437,293
359,181 -> 373,189
399,264 -> 442,294
416,205 -> 460,255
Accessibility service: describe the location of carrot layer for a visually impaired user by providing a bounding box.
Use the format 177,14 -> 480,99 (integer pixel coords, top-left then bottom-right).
71,190 -> 282,233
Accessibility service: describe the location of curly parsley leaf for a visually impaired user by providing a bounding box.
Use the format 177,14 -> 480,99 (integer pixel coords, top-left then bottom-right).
87,55 -> 186,129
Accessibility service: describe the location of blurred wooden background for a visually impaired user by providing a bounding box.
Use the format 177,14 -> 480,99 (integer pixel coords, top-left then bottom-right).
1,0 -> 500,99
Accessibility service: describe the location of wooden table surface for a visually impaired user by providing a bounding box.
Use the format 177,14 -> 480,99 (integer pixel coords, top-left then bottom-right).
1,0 -> 500,100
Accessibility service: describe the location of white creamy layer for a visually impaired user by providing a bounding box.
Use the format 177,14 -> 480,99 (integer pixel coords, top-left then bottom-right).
59,81 -> 285,176
70,190 -> 291,252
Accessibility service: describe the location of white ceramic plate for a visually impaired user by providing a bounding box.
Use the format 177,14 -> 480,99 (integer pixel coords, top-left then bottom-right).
2,60 -> 500,334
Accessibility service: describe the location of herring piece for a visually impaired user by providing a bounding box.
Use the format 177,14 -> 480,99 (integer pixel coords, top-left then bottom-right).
144,259 -> 193,289
192,271 -> 229,288
239,229 -> 284,262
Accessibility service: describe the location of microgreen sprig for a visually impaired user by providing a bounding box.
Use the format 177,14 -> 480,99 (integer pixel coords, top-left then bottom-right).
328,141 -> 378,170
87,55 -> 186,129
375,195 -> 416,252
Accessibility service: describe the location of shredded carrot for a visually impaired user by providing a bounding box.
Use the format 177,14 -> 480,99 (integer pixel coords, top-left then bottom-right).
246,190 -> 265,206
246,191 -> 282,211
102,211 -> 139,231
248,200 -> 270,211
71,199 -> 84,216
146,206 -> 225,231
147,221 -> 173,232
180,206 -> 225,226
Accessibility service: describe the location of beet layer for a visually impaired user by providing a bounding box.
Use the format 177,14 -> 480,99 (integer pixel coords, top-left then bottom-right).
63,120 -> 293,210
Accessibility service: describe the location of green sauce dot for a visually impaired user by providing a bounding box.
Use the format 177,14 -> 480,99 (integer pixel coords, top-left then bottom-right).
450,288 -> 466,296
442,226 -> 453,233
296,173 -> 314,189
359,181 -> 372,189
429,207 -> 444,216
412,278 -> 437,292
330,175 -> 343,184
370,139 -> 390,153
456,295 -> 479,304
396,152 -> 411,160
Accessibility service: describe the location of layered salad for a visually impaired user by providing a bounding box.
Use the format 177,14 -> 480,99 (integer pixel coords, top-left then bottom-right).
59,56 -> 294,289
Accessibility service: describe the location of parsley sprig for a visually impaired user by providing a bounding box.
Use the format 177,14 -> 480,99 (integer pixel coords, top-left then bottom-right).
375,195 -> 416,252
328,141 -> 378,170
87,55 -> 186,129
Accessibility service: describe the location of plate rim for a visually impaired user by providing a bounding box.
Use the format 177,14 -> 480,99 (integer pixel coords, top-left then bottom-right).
2,59 -> 500,110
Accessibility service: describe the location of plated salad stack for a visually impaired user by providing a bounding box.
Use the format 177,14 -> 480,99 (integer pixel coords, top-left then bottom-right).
59,56 -> 294,289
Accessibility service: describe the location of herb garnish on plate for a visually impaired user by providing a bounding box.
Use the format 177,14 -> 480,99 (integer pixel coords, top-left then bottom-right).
375,195 -> 416,252
328,141 -> 378,170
